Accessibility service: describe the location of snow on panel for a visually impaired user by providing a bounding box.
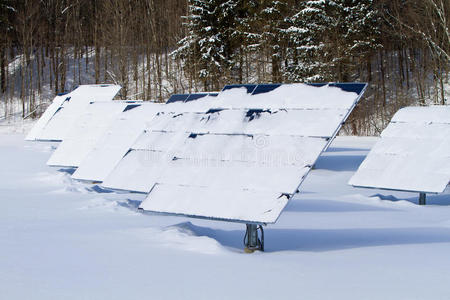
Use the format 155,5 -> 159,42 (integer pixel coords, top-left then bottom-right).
148,109 -> 347,137
101,150 -> 171,193
140,184 -> 288,224
173,134 -> 327,166
71,103 -> 163,182
101,131 -> 190,192
391,106 -> 450,124
158,158 -> 311,193
33,84 -> 120,141
25,94 -> 67,141
47,101 -> 128,167
138,83 -> 365,223
349,106 -> 450,193
215,83 -> 358,110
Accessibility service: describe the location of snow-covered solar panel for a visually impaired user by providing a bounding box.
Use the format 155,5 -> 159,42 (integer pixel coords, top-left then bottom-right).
71,103 -> 164,182
25,84 -> 121,141
349,106 -> 450,194
47,101 -> 135,167
136,83 -> 367,224
222,84 -> 257,94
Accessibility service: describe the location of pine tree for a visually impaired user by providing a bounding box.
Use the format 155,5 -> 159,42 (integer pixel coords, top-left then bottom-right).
284,0 -> 382,82
172,0 -> 239,90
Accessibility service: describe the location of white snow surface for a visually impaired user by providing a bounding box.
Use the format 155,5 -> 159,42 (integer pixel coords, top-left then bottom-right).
349,106 -> 450,193
3,134 -> 450,299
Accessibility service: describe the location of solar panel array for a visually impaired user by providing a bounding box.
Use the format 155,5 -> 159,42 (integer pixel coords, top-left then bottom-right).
349,106 -> 450,194
27,83 -> 370,226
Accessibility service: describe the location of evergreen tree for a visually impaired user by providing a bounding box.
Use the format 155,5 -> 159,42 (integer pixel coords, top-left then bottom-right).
172,0 -> 239,90
284,0 -> 382,82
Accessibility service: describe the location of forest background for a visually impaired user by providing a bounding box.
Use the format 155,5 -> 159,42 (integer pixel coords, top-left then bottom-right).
0,0 -> 448,135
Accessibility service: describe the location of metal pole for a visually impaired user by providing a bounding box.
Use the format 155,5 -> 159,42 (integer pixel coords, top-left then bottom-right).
419,192 -> 426,205
244,224 -> 263,253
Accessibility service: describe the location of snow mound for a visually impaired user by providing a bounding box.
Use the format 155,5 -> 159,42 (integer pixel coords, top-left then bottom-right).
158,222 -> 228,255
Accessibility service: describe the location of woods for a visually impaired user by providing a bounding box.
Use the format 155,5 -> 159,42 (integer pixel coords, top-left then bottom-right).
0,0 -> 448,134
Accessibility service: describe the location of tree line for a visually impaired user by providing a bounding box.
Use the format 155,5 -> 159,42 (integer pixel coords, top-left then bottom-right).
0,0 -> 448,134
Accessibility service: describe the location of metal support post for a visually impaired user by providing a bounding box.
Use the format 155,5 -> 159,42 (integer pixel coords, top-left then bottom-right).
244,224 -> 264,253
419,192 -> 426,205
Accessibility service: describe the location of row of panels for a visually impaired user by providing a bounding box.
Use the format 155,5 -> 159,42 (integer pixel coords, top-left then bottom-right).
28,83 -> 367,224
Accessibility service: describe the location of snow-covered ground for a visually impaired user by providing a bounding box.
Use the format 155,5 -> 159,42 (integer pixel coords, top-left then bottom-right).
1,133 -> 450,299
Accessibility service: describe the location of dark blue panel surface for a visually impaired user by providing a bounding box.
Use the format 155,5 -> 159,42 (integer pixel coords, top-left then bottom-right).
222,84 -> 257,94
186,93 -> 209,102
307,83 -> 366,95
166,94 -> 189,104
123,104 -> 141,112
208,93 -> 219,97
252,84 -> 282,95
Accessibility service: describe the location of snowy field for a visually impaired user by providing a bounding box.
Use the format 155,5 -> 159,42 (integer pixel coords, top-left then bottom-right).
1,133 -> 450,299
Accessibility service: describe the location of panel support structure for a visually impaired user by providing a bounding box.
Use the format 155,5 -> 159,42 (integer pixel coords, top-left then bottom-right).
419,192 -> 426,205
244,224 -> 264,253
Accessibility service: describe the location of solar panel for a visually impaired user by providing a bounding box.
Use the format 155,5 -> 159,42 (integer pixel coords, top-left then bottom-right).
26,84 -> 121,141
222,84 -> 257,94
47,101 -> 133,167
251,84 -> 282,95
71,103 -> 164,182
136,83 -> 366,227
349,106 -> 450,194
166,94 -> 189,103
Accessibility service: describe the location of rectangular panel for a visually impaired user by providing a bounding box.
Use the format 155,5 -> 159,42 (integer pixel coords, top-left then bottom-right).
47,102 -> 128,167
133,83 -> 365,223
349,105 -> 450,193
140,184 -> 288,224
25,94 -> 67,141
32,85 -> 121,141
72,104 -> 163,182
